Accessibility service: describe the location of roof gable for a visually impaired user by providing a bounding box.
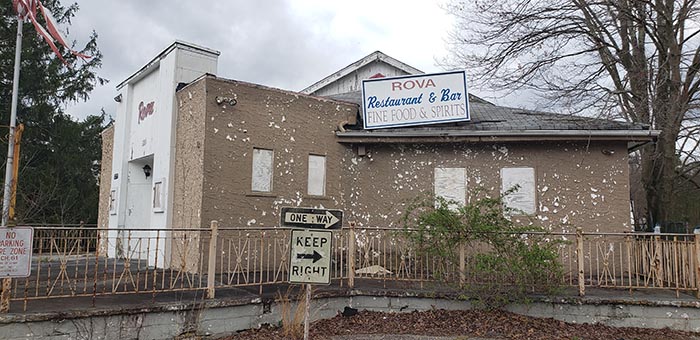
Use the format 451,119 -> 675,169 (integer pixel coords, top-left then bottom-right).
301,51 -> 423,95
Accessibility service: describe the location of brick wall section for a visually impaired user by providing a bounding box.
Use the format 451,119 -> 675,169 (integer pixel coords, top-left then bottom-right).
344,141 -> 631,233
96,125 -> 114,254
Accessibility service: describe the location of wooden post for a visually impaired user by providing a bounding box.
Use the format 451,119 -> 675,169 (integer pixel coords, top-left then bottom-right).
459,242 -> 466,286
576,227 -> 585,297
348,222 -> 356,289
303,283 -> 311,340
694,230 -> 700,298
207,220 -> 219,299
0,278 -> 10,313
654,230 -> 663,288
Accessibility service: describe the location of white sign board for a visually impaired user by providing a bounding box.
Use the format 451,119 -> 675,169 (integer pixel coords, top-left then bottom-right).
289,229 -> 332,284
361,71 -> 470,129
0,227 -> 33,278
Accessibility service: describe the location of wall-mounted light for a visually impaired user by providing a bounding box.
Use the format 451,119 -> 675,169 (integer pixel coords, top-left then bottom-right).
215,96 -> 237,106
143,164 -> 152,178
114,94 -> 122,103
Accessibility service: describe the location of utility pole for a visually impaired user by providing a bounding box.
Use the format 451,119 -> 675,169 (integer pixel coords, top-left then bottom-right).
2,17 -> 23,227
0,16 -> 23,314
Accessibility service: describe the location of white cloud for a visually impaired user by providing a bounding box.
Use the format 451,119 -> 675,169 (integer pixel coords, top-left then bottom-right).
63,0 -> 455,119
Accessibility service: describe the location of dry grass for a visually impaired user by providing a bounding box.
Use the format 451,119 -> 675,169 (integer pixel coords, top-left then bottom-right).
276,286 -> 309,339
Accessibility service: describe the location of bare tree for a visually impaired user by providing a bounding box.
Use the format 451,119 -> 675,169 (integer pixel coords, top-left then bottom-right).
442,0 -> 700,224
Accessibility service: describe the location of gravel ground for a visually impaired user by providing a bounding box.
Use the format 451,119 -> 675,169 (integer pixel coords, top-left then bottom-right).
221,309 -> 700,340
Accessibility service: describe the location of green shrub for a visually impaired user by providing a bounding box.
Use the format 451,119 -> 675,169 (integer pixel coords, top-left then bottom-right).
400,190 -> 564,309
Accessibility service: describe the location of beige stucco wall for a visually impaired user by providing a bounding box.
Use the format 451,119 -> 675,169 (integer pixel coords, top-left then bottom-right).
199,77 -> 357,229
172,76 -> 357,271
172,77 -> 632,235
172,79 -> 208,270
343,141 -> 631,233
96,125 -> 114,255
165,75 -> 634,273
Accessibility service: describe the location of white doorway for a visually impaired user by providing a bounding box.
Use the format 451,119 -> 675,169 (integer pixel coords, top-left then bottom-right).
122,156 -> 162,267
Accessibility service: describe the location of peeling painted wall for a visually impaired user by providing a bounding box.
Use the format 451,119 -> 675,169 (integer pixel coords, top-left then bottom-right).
97,125 -> 114,254
342,141 -> 631,233
172,79 -> 207,270
167,76 -> 633,273
198,77 -> 357,232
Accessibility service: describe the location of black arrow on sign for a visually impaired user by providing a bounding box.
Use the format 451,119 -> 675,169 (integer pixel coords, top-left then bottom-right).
297,250 -> 322,263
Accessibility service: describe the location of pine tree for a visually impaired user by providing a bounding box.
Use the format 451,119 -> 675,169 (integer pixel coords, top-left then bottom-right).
0,0 -> 106,224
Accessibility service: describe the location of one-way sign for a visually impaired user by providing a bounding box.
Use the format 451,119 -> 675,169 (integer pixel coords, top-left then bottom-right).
281,207 -> 343,229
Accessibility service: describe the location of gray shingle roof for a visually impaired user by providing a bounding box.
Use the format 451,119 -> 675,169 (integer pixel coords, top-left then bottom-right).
328,91 -> 648,132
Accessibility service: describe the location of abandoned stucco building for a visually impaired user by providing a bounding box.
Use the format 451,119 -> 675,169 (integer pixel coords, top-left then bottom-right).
97,41 -> 659,265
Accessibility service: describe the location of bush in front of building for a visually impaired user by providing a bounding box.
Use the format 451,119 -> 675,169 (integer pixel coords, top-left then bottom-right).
400,189 -> 564,310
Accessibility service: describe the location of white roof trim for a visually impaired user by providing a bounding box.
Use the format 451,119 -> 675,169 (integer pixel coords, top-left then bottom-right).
116,40 -> 220,90
300,51 -> 423,95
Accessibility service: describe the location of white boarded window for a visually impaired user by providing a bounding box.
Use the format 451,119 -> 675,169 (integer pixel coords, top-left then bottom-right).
307,154 -> 326,196
434,168 -> 466,208
501,167 -> 536,215
109,189 -> 117,215
153,179 -> 164,212
252,148 -> 273,192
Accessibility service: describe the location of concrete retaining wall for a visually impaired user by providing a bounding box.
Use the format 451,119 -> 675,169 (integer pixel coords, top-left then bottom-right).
2,294 -> 700,339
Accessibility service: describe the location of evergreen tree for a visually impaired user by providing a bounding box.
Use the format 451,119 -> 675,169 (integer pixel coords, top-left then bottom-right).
0,0 -> 106,224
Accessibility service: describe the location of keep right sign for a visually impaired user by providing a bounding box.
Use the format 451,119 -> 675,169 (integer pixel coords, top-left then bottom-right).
289,229 -> 332,285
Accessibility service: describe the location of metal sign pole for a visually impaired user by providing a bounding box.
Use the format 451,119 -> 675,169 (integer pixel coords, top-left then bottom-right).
304,283 -> 311,340
2,15 -> 23,227
284,207 -> 343,339
0,17 -> 23,314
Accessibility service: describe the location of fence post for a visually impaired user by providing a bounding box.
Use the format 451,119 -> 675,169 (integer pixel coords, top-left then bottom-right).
694,230 -> 700,298
207,220 -> 219,299
576,227 -> 585,297
654,227 -> 663,288
348,222 -> 356,289
459,242 -> 466,286
0,277 -> 10,313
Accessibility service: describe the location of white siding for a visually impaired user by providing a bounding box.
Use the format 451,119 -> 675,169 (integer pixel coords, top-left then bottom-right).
313,62 -> 411,96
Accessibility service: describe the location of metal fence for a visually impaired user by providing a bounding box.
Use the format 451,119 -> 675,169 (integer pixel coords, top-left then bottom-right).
3,223 -> 700,311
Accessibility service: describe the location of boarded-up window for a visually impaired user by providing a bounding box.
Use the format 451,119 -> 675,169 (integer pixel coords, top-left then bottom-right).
153,180 -> 164,212
109,189 -> 117,215
252,148 -> 273,192
307,154 -> 326,196
434,168 -> 466,208
501,167 -> 536,215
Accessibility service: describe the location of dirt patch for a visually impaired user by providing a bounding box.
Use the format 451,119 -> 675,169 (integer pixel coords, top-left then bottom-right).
221,309 -> 700,340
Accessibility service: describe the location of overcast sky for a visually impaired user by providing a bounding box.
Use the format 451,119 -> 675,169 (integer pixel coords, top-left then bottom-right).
60,0 -> 513,120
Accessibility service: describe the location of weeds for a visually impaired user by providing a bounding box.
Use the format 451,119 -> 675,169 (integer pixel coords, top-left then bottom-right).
276,286 -> 309,339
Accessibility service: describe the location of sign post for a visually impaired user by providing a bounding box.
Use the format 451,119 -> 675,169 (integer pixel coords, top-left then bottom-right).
283,207 -> 343,340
